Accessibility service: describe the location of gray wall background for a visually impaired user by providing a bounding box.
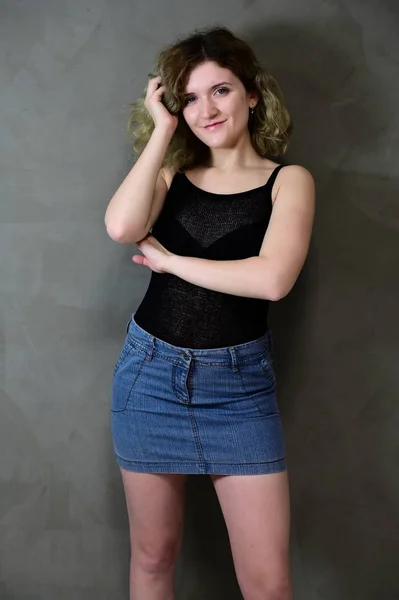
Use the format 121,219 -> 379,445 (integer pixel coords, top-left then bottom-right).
1,0 -> 398,598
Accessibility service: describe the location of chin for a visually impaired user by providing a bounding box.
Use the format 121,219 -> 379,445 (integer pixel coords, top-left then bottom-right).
207,138 -> 239,150
208,141 -> 234,149
196,127 -> 246,150
196,133 -> 234,149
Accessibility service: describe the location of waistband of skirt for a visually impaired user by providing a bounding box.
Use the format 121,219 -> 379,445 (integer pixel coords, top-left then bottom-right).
126,314 -> 273,364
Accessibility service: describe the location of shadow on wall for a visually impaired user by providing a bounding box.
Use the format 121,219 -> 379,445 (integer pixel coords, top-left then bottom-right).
258,14 -> 398,600
171,15 -> 399,600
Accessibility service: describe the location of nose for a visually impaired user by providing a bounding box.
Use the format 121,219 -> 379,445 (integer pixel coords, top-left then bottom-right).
199,97 -> 218,120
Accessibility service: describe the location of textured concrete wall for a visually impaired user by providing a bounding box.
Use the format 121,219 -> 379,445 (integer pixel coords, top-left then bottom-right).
1,0 -> 398,598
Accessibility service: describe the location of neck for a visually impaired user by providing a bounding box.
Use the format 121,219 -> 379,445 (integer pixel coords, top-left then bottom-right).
208,132 -> 260,171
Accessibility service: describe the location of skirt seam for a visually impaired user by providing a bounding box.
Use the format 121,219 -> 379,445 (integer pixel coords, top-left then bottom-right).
115,454 -> 286,466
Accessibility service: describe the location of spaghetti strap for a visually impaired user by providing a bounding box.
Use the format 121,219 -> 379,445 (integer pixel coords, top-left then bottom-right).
266,164 -> 285,190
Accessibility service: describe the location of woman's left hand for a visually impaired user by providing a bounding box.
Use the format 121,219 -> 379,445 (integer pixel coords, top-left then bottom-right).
132,235 -> 173,274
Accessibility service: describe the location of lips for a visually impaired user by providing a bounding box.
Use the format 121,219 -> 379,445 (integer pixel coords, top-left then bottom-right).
204,120 -> 226,129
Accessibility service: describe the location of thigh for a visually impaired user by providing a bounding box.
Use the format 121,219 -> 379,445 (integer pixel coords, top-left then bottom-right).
212,472 -> 291,582
121,468 -> 187,552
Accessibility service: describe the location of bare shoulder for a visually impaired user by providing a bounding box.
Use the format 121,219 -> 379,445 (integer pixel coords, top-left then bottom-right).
160,166 -> 177,190
278,164 -> 314,187
273,164 -> 315,204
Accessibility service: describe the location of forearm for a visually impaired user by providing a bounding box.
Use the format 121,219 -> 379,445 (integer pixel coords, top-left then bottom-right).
105,127 -> 173,240
166,255 -> 281,301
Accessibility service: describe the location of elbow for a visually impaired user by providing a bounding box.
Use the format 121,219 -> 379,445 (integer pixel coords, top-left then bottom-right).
268,287 -> 289,302
265,287 -> 285,302
262,275 -> 291,302
104,221 -> 128,244
104,219 -> 146,244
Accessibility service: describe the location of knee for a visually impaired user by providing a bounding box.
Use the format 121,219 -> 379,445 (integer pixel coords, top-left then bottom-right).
133,536 -> 181,575
239,574 -> 292,600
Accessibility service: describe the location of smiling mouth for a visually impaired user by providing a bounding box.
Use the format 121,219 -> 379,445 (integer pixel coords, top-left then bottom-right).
204,120 -> 226,129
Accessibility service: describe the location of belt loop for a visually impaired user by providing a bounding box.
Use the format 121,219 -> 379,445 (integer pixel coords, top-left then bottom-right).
229,347 -> 238,372
145,335 -> 155,362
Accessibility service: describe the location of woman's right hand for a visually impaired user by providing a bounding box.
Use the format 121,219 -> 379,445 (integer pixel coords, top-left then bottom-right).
145,76 -> 178,134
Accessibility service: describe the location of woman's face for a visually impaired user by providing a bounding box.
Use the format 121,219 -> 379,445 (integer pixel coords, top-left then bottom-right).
181,61 -> 257,150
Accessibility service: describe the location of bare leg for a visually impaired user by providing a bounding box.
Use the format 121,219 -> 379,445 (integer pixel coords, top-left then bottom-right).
120,469 -> 187,600
212,471 -> 292,600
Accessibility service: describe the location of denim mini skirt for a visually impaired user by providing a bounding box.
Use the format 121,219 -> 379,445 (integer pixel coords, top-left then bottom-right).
111,315 -> 286,475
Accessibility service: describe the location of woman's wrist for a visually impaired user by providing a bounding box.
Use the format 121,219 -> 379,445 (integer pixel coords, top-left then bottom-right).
162,252 -> 178,274
153,123 -> 177,143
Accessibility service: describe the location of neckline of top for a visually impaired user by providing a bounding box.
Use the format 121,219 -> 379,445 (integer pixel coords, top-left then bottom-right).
181,165 -> 283,197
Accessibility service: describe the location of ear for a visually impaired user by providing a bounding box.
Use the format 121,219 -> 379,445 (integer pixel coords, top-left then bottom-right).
247,91 -> 259,108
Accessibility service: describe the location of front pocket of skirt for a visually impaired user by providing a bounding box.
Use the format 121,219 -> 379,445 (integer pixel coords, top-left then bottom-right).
238,356 -> 279,417
111,343 -> 146,413
113,339 -> 132,376
258,354 -> 276,386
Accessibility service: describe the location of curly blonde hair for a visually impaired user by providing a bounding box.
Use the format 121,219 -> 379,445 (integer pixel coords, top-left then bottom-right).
128,26 -> 293,171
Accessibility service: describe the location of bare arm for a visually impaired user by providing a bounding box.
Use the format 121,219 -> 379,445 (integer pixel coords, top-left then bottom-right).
104,76 -> 177,244
105,130 -> 174,243
160,165 -> 315,300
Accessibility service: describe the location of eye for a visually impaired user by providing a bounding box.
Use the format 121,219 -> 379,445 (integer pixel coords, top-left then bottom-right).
184,96 -> 196,106
215,87 -> 230,96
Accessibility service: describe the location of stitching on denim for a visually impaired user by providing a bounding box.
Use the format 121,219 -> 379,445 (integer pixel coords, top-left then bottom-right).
112,351 -> 147,412
113,343 -> 134,376
237,363 -> 279,418
188,406 -> 206,473
115,456 -> 287,467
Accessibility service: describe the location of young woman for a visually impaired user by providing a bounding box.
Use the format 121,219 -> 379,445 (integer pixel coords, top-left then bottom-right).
105,26 -> 315,600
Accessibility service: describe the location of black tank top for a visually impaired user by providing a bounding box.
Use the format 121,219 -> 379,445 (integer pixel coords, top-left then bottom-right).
134,165 -> 284,349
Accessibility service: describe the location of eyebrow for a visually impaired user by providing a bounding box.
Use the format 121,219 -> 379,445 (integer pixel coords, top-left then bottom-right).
183,81 -> 233,97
